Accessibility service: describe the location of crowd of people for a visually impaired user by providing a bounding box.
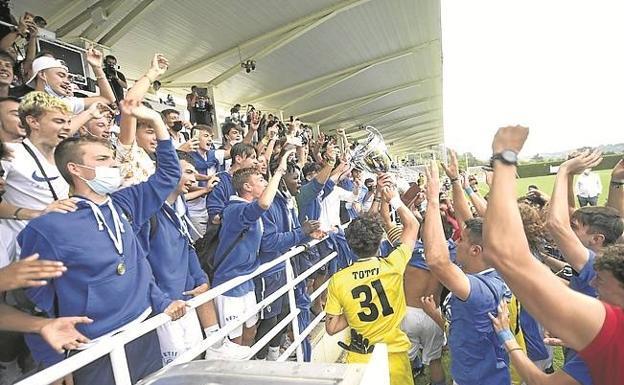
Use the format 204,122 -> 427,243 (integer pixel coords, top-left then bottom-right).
0,6 -> 623,385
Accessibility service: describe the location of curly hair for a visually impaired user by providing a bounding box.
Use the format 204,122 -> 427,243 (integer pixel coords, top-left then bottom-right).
518,202 -> 547,252
594,244 -> 624,286
19,91 -> 72,135
345,216 -> 385,259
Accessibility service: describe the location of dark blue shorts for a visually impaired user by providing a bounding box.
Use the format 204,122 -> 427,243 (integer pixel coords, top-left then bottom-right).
254,270 -> 288,319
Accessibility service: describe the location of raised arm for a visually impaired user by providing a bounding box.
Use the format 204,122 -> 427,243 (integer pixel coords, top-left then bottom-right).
314,144 -> 337,185
606,159 -> 624,215
119,54 -> 169,146
484,125 -> 605,352
258,150 -> 293,209
489,301 -> 581,385
379,174 -> 419,250
114,100 -> 179,228
465,176 -> 488,217
22,22 -> 39,81
546,150 -> 602,271
380,200 -> 393,231
69,102 -> 108,135
423,162 -> 470,300
441,150 -> 473,226
83,47 -> 116,107
243,111 -> 259,144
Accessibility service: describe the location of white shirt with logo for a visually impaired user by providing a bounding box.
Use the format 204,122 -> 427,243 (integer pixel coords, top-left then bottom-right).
0,139 -> 69,266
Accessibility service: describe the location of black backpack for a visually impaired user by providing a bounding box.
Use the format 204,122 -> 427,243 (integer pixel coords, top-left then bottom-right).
195,222 -> 248,282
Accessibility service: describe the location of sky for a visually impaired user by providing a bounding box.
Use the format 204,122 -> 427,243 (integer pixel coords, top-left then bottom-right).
442,0 -> 624,160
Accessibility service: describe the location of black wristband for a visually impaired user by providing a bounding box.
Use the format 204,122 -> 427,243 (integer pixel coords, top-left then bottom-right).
450,177 -> 459,183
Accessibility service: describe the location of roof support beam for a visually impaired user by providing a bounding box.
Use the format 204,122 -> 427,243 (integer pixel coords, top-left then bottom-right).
160,0 -> 371,83
321,98 -> 439,129
295,80 -> 433,120
315,82 -> 435,124
278,42 -> 435,110
370,123 -> 442,144
98,0 -> 161,46
382,123 -> 441,139
79,0 -> 127,41
209,11 -> 339,87
391,141 -> 442,154
246,41 -> 437,105
348,112 -> 440,138
388,129 -> 444,146
48,0 -> 91,30
391,136 -> 443,151
56,0 -> 119,38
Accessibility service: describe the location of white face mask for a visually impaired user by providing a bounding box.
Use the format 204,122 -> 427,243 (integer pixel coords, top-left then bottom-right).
41,74 -> 68,99
77,165 -> 122,195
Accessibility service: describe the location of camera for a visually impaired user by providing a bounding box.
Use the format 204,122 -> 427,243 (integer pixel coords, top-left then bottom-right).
103,63 -> 117,79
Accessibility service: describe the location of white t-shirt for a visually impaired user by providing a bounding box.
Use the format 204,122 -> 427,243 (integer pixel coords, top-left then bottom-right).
171,131 -> 188,149
319,186 -> 357,232
576,173 -> 602,198
0,139 -> 70,266
67,97 -> 85,114
186,150 -> 225,218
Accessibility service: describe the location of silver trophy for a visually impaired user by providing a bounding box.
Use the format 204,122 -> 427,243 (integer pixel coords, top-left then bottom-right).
351,126 -> 394,173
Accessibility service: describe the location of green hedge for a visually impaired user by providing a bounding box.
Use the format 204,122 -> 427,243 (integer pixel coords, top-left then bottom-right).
517,153 -> 623,178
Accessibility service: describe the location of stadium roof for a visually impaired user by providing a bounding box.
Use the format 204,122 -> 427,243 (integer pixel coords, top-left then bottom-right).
15,0 -> 444,155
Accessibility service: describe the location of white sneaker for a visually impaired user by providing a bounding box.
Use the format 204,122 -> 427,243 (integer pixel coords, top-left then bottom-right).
0,359 -> 22,385
266,346 -> 280,361
205,339 -> 252,361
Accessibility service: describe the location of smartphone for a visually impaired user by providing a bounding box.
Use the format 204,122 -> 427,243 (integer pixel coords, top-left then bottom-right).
173,121 -> 183,131
192,129 -> 202,140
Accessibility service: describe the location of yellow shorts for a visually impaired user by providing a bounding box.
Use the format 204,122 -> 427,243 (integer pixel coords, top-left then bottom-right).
347,351 -> 413,385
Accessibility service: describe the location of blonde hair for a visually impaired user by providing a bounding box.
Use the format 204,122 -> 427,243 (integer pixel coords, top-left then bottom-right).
19,91 -> 72,134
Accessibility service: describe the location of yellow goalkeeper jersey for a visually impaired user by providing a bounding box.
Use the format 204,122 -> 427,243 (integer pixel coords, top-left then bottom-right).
325,243 -> 411,354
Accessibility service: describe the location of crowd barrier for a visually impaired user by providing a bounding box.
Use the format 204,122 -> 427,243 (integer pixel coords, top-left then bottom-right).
15,229 -> 348,385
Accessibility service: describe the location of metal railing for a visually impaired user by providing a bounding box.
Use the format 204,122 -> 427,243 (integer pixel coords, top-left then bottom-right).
16,233 -> 340,385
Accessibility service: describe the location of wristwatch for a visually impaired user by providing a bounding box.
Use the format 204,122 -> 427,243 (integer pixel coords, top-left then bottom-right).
490,150 -> 518,166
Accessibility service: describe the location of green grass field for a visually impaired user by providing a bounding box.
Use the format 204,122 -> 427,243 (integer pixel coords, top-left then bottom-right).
414,347 -> 564,385
477,169 -> 613,205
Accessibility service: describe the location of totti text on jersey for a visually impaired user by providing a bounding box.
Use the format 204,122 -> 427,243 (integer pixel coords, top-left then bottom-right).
351,267 -> 380,280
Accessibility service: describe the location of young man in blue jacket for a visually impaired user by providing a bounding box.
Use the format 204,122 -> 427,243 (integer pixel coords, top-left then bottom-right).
18,100 -> 186,385
422,162 -> 511,385
254,157 -> 323,360
187,125 -> 228,235
145,153 -> 249,363
206,142 -> 257,227
213,150 -> 294,347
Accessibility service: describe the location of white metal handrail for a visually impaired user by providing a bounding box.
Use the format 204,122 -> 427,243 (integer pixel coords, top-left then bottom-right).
16,230 -> 341,385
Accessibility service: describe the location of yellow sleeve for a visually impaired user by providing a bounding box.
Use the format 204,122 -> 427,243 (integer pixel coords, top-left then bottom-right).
387,243 -> 412,270
508,295 -> 528,385
324,276 -> 343,316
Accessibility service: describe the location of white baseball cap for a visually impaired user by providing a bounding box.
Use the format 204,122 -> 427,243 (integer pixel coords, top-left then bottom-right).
26,56 -> 69,88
